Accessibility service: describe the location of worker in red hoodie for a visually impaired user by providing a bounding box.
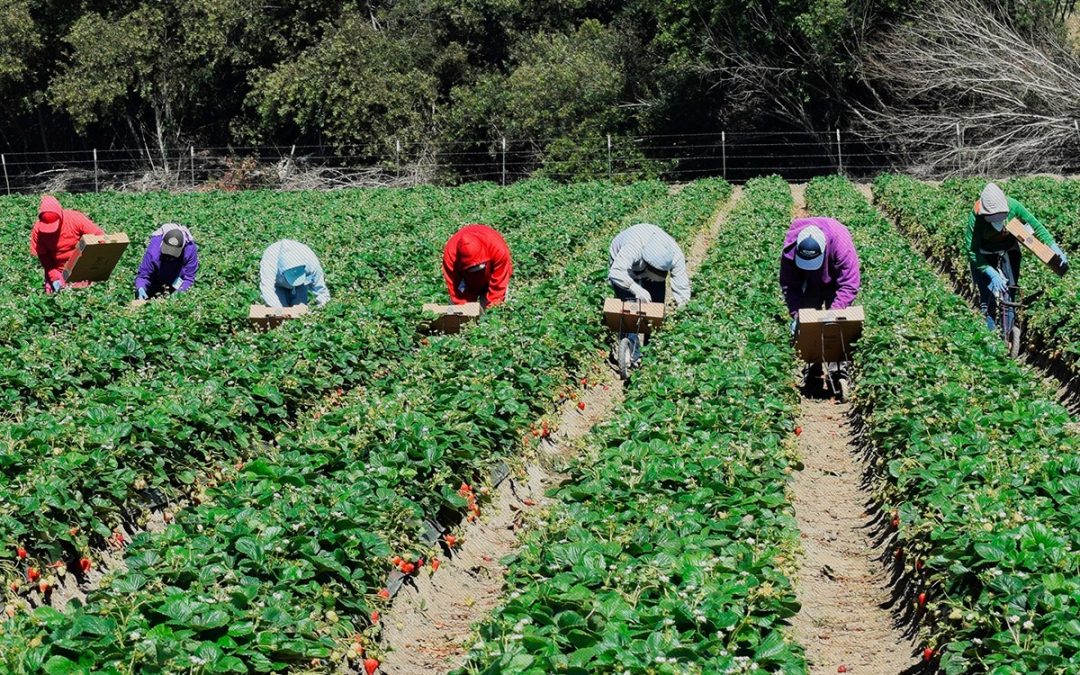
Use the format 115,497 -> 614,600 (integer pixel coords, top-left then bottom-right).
29,195 -> 105,293
442,224 -> 512,308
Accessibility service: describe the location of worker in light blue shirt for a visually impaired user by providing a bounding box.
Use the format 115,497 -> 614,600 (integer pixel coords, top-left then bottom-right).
259,239 -> 330,308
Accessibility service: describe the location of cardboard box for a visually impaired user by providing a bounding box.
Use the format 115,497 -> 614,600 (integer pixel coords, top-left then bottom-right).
249,304 -> 309,330
62,233 -> 130,283
1006,218 -> 1066,276
796,306 -> 864,363
603,298 -> 665,335
421,302 -> 481,334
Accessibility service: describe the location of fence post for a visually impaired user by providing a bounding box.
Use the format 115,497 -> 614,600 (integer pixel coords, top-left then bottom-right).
1,154 -> 8,195
956,122 -> 962,175
721,131 -> 727,180
835,129 -> 843,175
93,148 -> 99,192
190,146 -> 195,188
606,134 -> 612,180
501,137 -> 507,186
395,138 -> 401,174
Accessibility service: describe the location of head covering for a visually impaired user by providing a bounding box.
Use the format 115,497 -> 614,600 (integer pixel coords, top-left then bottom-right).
282,265 -> 308,287
642,243 -> 675,273
795,225 -> 827,271
160,227 -> 185,258
456,232 -> 487,270
980,183 -> 1008,231
36,195 -> 64,234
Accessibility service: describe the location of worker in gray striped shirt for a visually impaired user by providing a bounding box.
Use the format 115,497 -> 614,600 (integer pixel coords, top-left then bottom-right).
608,223 -> 690,367
259,239 -> 330,308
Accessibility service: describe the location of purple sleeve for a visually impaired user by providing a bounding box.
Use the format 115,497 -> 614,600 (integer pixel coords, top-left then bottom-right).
135,238 -> 160,291
830,231 -> 861,310
177,243 -> 199,292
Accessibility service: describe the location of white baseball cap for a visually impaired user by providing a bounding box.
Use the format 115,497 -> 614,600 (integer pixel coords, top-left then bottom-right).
795,225 -> 827,271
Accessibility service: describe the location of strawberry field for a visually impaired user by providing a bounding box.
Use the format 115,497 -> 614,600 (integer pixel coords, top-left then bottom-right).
2,174 -> 1079,675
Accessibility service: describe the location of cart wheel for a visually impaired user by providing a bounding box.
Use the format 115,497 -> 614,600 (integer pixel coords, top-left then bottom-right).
838,376 -> 851,403
617,337 -> 632,381
1008,326 -> 1022,358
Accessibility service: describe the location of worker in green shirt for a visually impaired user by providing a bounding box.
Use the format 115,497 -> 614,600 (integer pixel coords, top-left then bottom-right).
966,182 -> 1068,333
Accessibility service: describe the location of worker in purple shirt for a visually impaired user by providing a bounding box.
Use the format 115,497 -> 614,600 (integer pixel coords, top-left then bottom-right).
134,224 -> 199,299
779,217 -> 861,333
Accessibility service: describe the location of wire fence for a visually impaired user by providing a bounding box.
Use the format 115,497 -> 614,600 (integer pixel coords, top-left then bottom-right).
3,129 -> 1079,194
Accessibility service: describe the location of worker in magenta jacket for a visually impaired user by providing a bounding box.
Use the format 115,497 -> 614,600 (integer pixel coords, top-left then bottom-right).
779,217 -> 861,334
29,195 -> 105,293
442,224 -> 512,308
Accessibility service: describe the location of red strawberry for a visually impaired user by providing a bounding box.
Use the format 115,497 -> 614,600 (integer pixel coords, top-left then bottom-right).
431,558 -> 440,571
38,580 -> 49,594
891,516 -> 900,529
795,426 -> 803,436
522,498 -> 537,506
894,548 -> 903,559
401,563 -> 415,575
445,534 -> 457,548
16,547 -> 26,560
918,592 -> 927,606
8,581 -> 19,592
364,658 -> 379,675
26,568 -> 39,582
370,610 -> 380,624
916,559 -> 924,571
390,555 -> 402,566
377,588 -> 390,600
923,647 -> 934,662
68,527 -> 79,537
80,558 -> 92,573
578,401 -> 586,411
837,667 -> 847,673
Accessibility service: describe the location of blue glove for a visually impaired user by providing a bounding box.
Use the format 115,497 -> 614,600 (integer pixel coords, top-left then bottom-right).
51,279 -> 63,293
137,287 -> 148,300
985,268 -> 1007,294
172,277 -> 183,290
1051,243 -> 1068,266
789,318 -> 797,336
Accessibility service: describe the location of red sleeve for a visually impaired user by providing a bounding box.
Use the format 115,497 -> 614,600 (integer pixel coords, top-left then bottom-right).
76,213 -> 104,237
29,227 -> 38,257
443,234 -> 467,304
485,239 -> 512,306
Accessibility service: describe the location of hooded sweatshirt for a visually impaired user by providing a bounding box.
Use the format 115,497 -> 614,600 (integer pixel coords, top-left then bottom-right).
29,195 -> 105,291
259,239 -> 330,308
965,195 -> 1054,273
442,224 -> 512,306
779,217 -> 861,318
135,224 -> 199,295
608,223 -> 690,306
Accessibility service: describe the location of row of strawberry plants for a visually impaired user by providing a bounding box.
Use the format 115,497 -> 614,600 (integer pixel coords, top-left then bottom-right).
0,182 -> 660,572
807,175 -> 1080,673
0,180 -> 714,672
873,174 -> 1080,379
455,175 -> 805,675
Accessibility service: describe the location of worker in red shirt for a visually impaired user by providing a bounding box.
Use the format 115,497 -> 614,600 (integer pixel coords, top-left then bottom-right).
442,224 -> 512,308
29,195 -> 105,293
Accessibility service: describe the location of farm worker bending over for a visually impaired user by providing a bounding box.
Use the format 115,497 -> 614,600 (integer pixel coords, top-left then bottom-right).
134,225 -> 199,299
259,239 -> 330,308
967,182 -> 1068,332
29,195 -> 105,293
608,223 -> 690,367
779,217 -> 861,333
442,224 -> 512,308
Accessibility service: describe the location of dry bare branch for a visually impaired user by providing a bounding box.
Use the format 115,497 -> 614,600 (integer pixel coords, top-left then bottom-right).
856,0 -> 1080,177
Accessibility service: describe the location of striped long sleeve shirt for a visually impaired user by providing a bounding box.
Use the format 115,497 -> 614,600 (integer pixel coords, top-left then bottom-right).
608,223 -> 691,306
259,240 -> 330,307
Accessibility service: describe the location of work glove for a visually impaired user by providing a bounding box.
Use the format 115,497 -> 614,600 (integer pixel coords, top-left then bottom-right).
632,287 -> 652,303
51,279 -> 63,293
172,277 -> 183,291
137,287 -> 148,300
789,318 -> 798,336
1051,243 -> 1068,266
985,267 -> 1008,294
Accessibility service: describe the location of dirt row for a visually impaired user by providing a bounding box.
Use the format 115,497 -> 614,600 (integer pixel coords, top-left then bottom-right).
376,188 -> 743,674
789,184 -> 916,674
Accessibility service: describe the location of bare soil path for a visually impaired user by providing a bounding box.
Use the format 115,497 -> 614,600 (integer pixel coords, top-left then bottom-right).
789,183 -> 916,674
375,187 -> 742,675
